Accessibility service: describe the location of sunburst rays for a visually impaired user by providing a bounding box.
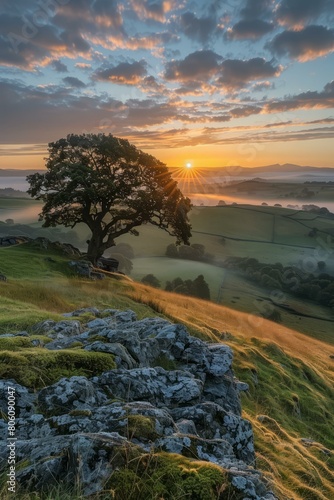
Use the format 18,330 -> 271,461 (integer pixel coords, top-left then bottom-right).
170,165 -> 207,199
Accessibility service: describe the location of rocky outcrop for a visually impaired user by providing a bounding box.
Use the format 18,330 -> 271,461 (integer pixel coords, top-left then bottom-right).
68,260 -> 105,280
0,309 -> 278,499
32,237 -> 82,256
0,235 -> 31,246
0,235 -> 81,257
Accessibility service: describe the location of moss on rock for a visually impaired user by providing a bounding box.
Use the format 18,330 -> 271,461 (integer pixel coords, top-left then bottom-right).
127,415 -> 159,441
0,349 -> 115,389
106,451 -> 233,500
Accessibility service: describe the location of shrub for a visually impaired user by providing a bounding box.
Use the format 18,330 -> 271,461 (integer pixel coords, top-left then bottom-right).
141,274 -> 161,288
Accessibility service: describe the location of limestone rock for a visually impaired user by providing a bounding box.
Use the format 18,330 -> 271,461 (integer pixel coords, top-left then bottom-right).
170,402 -> 254,464
6,433 -> 128,496
0,308 -> 275,498
32,319 -> 82,338
68,260 -> 93,277
0,380 -> 35,418
38,376 -> 107,416
63,307 -> 100,318
85,341 -> 137,369
97,367 -> 203,407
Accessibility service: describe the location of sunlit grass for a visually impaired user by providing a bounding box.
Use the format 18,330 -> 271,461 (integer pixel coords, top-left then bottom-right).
0,242 -> 334,498
125,283 -> 334,499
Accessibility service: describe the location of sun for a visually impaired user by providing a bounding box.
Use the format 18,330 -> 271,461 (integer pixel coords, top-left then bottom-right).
185,162 -> 192,169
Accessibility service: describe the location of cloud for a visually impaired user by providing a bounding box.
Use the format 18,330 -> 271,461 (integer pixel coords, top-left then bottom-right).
0,33 -> 29,68
275,0 -> 334,27
164,50 -> 221,81
75,63 -> 92,70
217,57 -> 282,90
139,76 -> 166,95
269,25 -> 334,61
50,59 -> 68,72
0,12 -> 91,69
0,78 -> 126,143
230,105 -> 262,117
180,12 -> 218,43
240,0 -> 273,19
63,76 -> 86,88
125,98 -> 181,126
55,0 -> 123,29
130,0 -> 178,22
92,0 -> 123,28
252,81 -> 274,91
99,32 -> 178,52
2,76 -> 334,153
227,19 -> 274,40
264,80 -> 334,113
0,0 -> 126,70
164,51 -> 282,92
173,81 -> 218,96
94,60 -> 147,85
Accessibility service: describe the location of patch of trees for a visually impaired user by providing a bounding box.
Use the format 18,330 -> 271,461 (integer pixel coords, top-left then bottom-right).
141,274 -> 161,288
296,187 -> 315,199
302,205 -> 334,218
166,243 -> 214,263
304,181 -> 334,185
165,275 -> 211,300
223,257 -> 334,309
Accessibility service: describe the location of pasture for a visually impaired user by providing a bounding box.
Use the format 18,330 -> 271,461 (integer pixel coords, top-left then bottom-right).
1,198 -> 334,338
131,257 -> 225,299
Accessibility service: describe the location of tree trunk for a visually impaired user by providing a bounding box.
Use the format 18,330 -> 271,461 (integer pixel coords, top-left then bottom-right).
86,232 -> 104,265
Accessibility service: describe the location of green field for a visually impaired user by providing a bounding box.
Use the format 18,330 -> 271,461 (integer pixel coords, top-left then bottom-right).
2,200 -> 334,339
2,200 -> 334,268
114,206 -> 334,281
123,205 -> 334,339
130,257 -> 334,342
131,257 -> 225,299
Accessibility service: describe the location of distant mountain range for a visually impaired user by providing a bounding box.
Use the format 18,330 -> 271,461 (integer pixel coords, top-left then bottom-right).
185,164 -> 334,175
1,164 -> 333,178
171,164 -> 334,183
230,163 -> 334,174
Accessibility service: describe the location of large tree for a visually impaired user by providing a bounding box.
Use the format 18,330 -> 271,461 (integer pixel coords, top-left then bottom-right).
27,134 -> 192,264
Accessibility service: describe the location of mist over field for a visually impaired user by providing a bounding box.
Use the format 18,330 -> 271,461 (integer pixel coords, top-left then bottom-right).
2,164 -> 334,219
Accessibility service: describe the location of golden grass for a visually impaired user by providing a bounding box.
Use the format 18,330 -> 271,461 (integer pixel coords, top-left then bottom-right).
127,283 -> 334,374
124,283 -> 334,500
1,269 -> 334,499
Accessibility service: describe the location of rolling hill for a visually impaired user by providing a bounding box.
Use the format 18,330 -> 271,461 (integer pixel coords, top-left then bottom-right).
0,241 -> 334,498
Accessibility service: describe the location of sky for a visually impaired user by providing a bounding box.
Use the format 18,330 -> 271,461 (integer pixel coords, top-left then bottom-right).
0,0 -> 334,170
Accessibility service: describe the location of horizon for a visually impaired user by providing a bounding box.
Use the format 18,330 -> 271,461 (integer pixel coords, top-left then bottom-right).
1,162 -> 334,173
0,1 -> 334,170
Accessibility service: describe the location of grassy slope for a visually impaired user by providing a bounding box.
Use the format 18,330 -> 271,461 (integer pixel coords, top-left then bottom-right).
116,205 -> 334,340
0,243 -> 334,498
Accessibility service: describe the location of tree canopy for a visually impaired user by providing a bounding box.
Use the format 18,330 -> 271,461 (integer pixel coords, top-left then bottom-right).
27,134 -> 192,264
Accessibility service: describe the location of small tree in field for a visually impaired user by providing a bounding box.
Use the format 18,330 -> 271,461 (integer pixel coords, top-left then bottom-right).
27,134 -> 192,263
141,274 -> 161,288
